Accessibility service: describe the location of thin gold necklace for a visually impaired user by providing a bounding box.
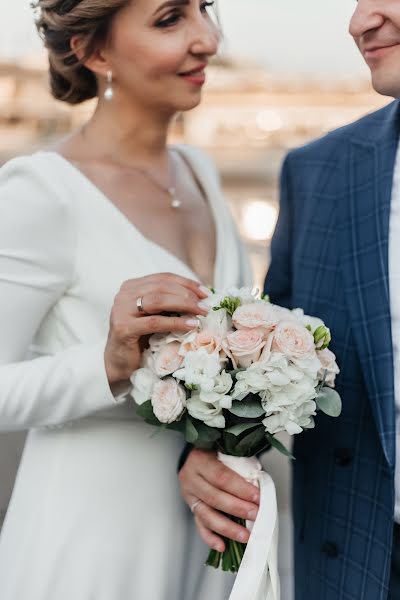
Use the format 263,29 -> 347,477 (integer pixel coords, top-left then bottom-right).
123,149 -> 182,209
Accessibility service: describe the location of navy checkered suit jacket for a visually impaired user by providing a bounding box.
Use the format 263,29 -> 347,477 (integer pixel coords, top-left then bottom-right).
264,100 -> 400,600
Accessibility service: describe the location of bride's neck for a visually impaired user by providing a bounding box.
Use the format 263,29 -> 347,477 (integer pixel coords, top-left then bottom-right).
81,98 -> 173,166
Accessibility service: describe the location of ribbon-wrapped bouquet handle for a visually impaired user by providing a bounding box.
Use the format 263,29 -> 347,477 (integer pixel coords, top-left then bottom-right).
218,453 -> 280,600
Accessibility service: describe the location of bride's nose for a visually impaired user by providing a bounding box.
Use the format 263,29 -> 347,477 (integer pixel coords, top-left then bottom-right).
189,16 -> 220,57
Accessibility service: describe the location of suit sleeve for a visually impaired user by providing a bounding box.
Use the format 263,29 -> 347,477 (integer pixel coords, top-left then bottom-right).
0,158 -> 125,432
264,153 -> 293,308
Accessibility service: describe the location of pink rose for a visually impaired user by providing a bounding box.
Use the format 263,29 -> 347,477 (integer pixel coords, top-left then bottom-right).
232,302 -> 279,334
151,378 -> 186,424
225,329 -> 266,368
182,330 -> 223,355
317,348 -> 340,387
154,342 -> 184,377
272,321 -> 315,360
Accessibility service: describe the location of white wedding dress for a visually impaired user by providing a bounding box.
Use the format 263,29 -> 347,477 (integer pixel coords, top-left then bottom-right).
0,145 -> 252,600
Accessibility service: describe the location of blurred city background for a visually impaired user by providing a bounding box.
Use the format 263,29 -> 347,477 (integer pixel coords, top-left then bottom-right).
0,1 -> 390,598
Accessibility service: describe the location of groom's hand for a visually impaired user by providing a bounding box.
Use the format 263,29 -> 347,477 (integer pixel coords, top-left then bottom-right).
179,449 -> 260,552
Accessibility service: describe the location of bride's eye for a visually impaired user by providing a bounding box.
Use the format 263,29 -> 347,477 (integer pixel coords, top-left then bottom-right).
155,10 -> 182,28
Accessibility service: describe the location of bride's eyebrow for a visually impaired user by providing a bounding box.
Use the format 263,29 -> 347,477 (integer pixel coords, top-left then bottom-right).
153,0 -> 190,16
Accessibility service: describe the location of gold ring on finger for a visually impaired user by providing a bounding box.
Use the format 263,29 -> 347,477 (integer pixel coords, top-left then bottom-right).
136,296 -> 147,315
190,499 -> 204,514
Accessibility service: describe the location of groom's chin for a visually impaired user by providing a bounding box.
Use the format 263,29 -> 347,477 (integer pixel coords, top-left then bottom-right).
370,65 -> 400,99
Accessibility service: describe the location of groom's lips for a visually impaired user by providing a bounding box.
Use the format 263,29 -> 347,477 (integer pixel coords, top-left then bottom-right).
363,43 -> 400,61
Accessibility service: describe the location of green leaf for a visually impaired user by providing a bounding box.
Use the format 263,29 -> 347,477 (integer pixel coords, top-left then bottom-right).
229,400 -> 265,419
196,422 -> 222,442
213,296 -> 241,316
266,433 -> 294,459
316,387 -> 342,417
194,422 -> 221,450
236,426 -> 267,456
225,422 -> 260,437
136,400 -> 160,425
185,417 -> 199,443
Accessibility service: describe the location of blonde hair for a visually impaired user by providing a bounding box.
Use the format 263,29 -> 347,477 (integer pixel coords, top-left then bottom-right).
33,0 -> 129,104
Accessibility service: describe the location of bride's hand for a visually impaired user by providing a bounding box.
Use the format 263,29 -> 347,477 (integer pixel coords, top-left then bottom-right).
104,273 -> 209,385
179,449 -> 260,552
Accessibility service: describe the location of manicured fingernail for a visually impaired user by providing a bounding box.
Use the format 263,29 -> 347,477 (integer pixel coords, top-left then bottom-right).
197,301 -> 210,313
216,543 -> 224,552
253,492 -> 260,503
186,319 -> 200,328
248,510 -> 257,521
199,285 -> 212,297
239,531 -> 249,542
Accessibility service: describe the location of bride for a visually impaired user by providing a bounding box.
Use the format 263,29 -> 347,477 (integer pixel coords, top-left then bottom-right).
0,0 -> 260,598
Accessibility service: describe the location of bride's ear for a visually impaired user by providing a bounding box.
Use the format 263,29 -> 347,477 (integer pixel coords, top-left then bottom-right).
70,34 -> 111,80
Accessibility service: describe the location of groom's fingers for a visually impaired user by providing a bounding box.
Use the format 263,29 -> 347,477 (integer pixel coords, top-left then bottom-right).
182,449 -> 260,504
195,503 -> 251,545
186,475 -> 258,521
194,516 -> 226,553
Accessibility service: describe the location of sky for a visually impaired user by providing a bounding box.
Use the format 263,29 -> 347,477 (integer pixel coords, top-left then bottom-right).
1,0 -> 369,81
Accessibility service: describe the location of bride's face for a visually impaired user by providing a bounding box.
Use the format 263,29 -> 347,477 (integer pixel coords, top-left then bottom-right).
104,0 -> 220,113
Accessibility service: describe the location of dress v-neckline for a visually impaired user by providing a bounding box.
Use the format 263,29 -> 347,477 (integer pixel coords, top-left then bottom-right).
41,149 -> 219,286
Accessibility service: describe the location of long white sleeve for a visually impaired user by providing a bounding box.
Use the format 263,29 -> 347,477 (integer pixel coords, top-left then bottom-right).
0,156 -> 122,431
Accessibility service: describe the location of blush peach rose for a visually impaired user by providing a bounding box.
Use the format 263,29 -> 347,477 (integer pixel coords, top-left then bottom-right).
151,378 -> 186,424
153,342 -> 184,377
225,329 -> 266,368
272,321 -> 315,360
182,330 -> 223,355
317,348 -> 340,387
232,302 -> 279,334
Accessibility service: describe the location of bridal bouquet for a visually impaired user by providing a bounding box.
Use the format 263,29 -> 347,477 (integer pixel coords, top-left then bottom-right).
131,287 -> 341,578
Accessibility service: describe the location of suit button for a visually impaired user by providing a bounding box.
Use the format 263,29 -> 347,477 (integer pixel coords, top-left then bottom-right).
321,541 -> 339,559
334,448 -> 353,466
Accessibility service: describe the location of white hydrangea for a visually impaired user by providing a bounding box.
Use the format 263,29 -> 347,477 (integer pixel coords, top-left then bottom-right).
173,349 -> 222,392
263,400 -> 317,435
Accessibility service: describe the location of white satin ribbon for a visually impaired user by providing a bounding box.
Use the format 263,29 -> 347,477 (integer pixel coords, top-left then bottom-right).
218,453 -> 280,600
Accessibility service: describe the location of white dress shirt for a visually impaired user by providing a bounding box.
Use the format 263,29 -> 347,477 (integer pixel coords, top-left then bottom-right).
390,138 -> 400,523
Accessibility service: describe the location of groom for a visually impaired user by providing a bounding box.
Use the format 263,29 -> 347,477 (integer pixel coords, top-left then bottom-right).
179,1 -> 400,598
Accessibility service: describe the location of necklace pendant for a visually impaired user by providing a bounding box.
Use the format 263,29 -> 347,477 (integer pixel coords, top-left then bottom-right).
169,186 -> 181,209
171,197 -> 182,209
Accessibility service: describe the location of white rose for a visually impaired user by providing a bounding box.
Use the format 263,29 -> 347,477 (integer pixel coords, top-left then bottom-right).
200,308 -> 230,338
317,348 -> 340,387
200,371 -> 233,409
232,302 -> 279,334
272,321 -> 315,360
153,342 -> 184,377
151,378 -> 186,424
187,394 -> 225,428
131,368 -> 160,406
225,329 -> 266,368
173,349 -> 222,392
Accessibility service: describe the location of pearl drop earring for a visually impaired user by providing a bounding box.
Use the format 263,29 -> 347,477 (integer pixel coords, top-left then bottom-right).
104,70 -> 113,101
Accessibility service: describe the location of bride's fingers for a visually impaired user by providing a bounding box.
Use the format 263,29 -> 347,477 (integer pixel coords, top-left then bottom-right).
125,273 -> 209,299
134,292 -> 209,317
131,315 -> 200,337
194,515 -> 225,553
195,503 -> 250,545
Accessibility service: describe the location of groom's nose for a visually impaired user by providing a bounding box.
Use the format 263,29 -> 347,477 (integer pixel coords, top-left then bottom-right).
349,0 -> 385,40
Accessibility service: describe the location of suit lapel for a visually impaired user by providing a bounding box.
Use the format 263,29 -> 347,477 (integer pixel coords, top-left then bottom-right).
340,101 -> 400,469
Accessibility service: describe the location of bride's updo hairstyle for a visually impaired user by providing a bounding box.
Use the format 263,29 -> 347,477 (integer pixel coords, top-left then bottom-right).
32,0 -> 129,104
